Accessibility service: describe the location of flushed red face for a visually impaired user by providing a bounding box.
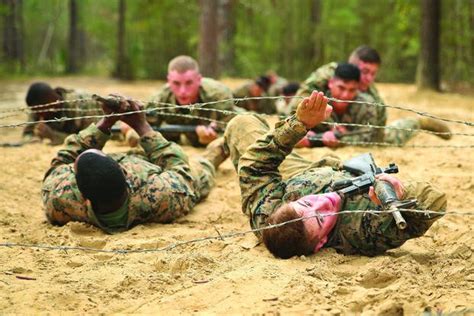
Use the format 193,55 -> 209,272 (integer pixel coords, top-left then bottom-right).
167,70 -> 202,105
355,61 -> 379,91
289,192 -> 341,253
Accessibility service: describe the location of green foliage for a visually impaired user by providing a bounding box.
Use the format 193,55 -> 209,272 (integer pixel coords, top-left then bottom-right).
0,0 -> 473,87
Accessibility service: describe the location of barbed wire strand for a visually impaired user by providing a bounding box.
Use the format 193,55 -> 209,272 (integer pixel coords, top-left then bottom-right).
0,111 -> 471,148
1,95 -> 473,127
1,102 -> 473,140
6,105 -> 472,137
0,209 -> 472,255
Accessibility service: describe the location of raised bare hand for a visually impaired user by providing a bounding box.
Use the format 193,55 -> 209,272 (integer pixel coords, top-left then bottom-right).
296,91 -> 332,129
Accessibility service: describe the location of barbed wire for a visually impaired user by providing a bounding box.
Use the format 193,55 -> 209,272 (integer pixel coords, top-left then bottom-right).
0,208 -> 472,255
0,112 -> 471,148
6,105 -> 472,137
1,95 -> 473,127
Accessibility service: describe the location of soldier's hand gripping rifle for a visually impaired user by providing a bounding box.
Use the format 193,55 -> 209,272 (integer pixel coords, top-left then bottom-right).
330,153 -> 417,230
93,94 -> 222,134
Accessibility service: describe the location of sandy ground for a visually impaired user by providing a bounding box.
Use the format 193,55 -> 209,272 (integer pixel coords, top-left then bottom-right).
0,77 -> 473,314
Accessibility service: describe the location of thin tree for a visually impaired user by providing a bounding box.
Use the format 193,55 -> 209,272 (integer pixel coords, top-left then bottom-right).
199,0 -> 219,78
416,0 -> 441,91
310,0 -> 322,66
115,0 -> 131,79
218,0 -> 235,76
66,0 -> 79,73
1,0 -> 23,71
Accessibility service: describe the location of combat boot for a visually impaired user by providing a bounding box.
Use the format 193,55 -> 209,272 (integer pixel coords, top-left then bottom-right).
418,116 -> 452,140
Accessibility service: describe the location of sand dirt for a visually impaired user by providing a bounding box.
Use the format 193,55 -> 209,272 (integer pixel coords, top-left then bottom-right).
0,77 -> 472,314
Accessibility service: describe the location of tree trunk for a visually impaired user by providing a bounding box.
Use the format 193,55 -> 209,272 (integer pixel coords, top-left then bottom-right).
67,0 -> 79,73
115,0 -> 132,79
218,0 -> 235,76
199,0 -> 219,78
16,0 -> 24,70
1,0 -> 23,71
416,0 -> 441,91
310,0 -> 322,66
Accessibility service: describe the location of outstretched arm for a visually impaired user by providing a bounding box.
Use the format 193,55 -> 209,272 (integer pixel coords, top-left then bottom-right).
238,91 -> 332,229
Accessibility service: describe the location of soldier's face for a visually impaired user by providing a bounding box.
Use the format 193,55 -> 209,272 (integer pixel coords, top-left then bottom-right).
289,192 -> 341,252
328,78 -> 359,111
167,70 -> 202,105
355,61 -> 379,91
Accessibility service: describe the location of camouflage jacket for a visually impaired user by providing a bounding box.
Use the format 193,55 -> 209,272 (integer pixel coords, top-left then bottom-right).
42,124 -> 213,234
146,77 -> 235,146
23,88 -> 101,142
238,115 -> 350,233
289,62 -> 387,128
268,76 -> 288,97
233,81 -> 275,114
310,90 -> 385,144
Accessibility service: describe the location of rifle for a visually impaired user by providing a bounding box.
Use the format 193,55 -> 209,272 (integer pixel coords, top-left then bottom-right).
307,130 -> 372,147
93,94 -> 222,135
330,153 -> 416,230
110,124 -> 203,134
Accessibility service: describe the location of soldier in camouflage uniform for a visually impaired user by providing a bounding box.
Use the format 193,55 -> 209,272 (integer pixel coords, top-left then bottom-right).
42,97 -> 226,233
233,75 -> 274,114
224,91 -> 446,259
123,56 -> 236,148
266,71 -> 289,98
290,46 -> 451,146
294,63 -> 384,148
23,82 -> 101,145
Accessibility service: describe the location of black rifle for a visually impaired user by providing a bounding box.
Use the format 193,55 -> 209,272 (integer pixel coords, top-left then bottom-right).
330,153 -> 416,230
110,124 -> 201,134
94,94 -> 222,135
307,130 -> 372,147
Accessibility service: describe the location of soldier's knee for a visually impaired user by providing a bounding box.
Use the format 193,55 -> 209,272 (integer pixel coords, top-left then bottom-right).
225,114 -> 268,139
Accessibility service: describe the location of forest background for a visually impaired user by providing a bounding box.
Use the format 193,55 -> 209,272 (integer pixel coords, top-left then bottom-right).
1,0 -> 473,92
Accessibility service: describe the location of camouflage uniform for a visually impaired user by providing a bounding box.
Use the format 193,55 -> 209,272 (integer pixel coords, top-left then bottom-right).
268,76 -> 288,97
42,124 -> 215,233
146,77 -> 235,147
23,88 -> 101,145
289,62 -> 422,146
224,114 -> 446,256
233,81 -> 276,114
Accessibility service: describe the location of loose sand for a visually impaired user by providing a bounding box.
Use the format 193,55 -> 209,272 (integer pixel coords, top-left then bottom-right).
0,77 -> 472,314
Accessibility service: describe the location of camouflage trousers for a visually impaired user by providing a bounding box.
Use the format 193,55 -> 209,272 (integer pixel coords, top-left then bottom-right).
224,114 -> 446,256
384,118 -> 419,146
224,114 -> 318,179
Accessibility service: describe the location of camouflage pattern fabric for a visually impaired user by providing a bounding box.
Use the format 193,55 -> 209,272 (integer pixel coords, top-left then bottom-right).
42,124 -> 215,234
268,76 -> 288,97
309,90 -> 385,144
23,88 -> 101,145
287,62 -> 425,146
224,114 -> 446,255
146,77 -> 235,147
233,81 -> 276,114
288,62 -> 387,133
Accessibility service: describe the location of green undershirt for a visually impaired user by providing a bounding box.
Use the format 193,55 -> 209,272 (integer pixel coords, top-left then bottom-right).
95,200 -> 129,230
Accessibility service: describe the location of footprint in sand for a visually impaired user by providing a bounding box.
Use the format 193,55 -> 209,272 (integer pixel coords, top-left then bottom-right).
358,268 -> 397,289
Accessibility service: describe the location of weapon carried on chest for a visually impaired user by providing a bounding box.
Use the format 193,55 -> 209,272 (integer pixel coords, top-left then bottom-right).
330,153 -> 417,230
